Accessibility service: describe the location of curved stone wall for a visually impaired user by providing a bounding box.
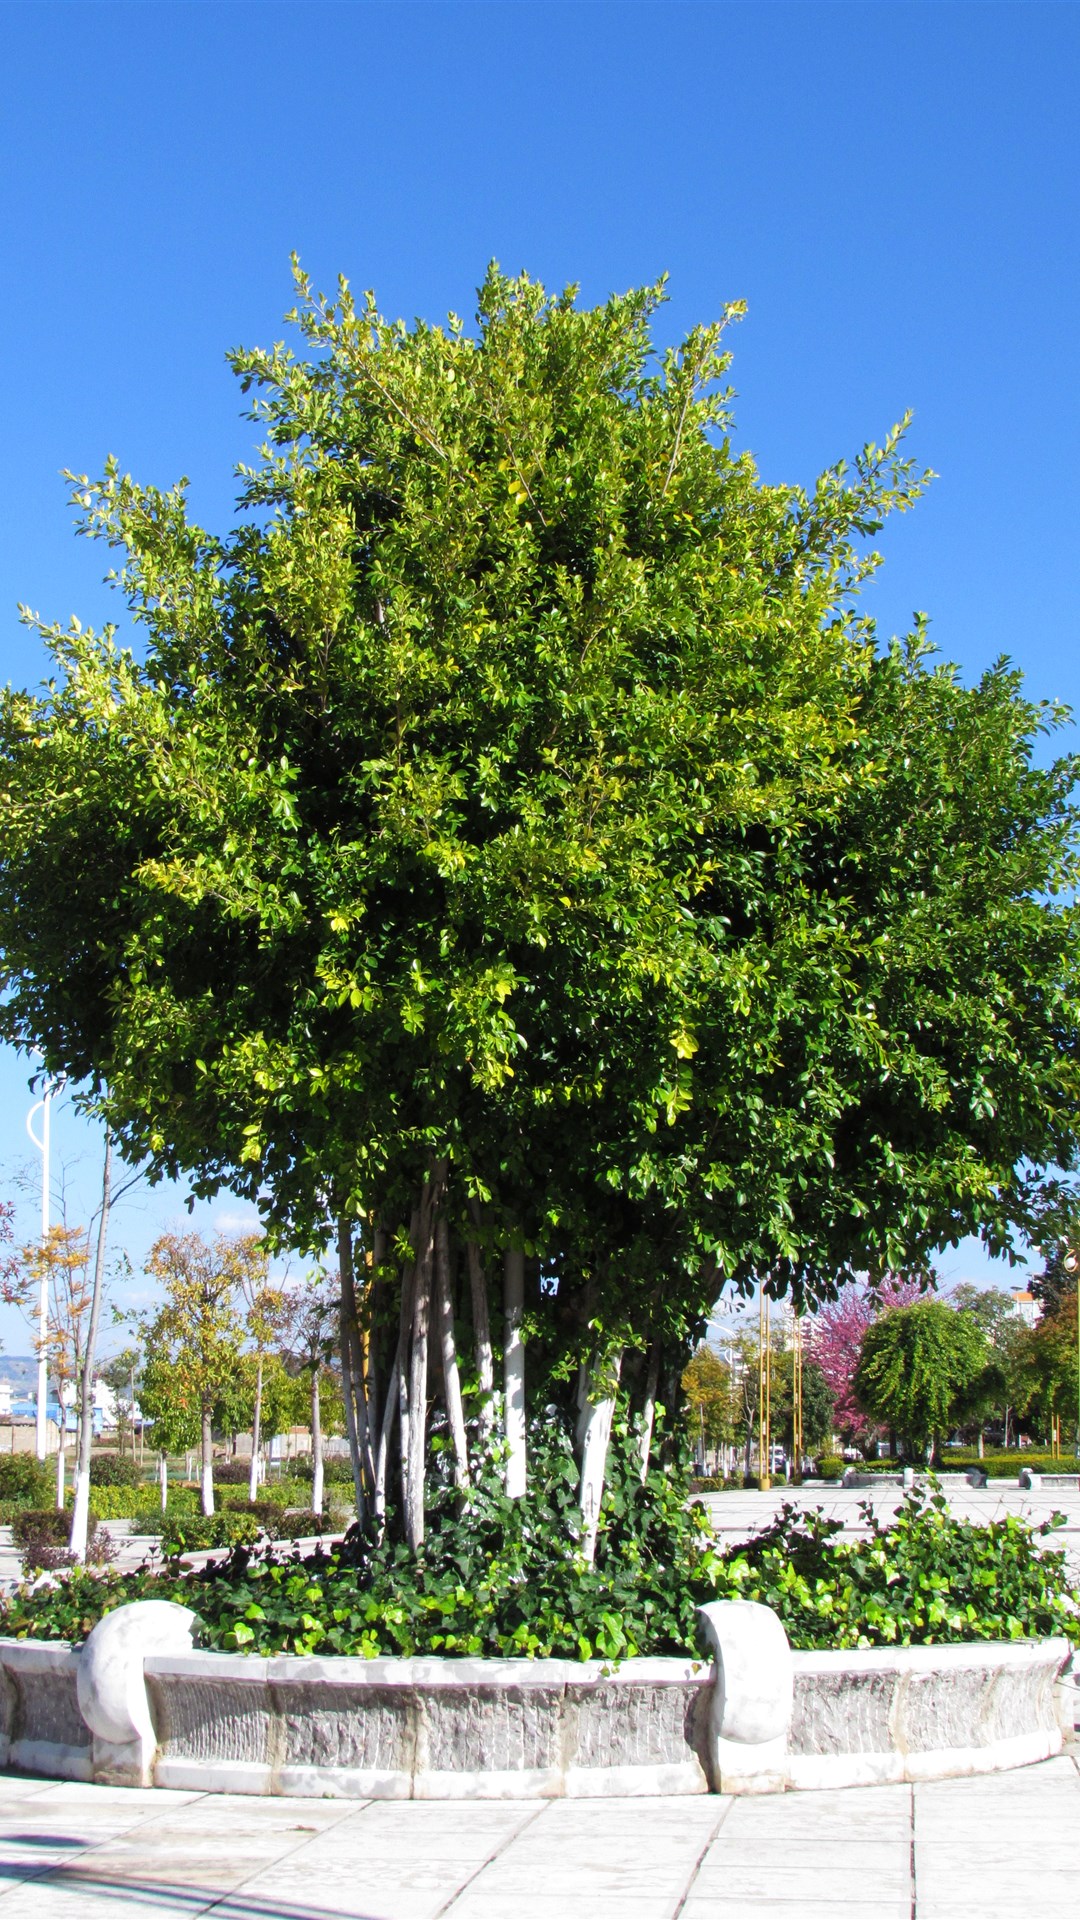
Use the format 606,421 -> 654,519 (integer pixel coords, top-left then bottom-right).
0,1600 -> 1071,1798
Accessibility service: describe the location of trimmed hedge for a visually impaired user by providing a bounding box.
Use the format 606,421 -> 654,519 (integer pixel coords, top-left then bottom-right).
89,1453 -> 140,1488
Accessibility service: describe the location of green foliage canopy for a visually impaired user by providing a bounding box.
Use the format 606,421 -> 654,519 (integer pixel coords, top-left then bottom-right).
0,262 -> 1078,1337
853,1300 -> 989,1459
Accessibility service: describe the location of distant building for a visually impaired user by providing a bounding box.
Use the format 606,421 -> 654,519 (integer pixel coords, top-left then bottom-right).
1011,1288 -> 1039,1328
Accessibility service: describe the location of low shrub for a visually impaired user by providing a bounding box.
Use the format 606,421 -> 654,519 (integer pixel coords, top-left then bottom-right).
275,1509 -> 341,1539
0,1450 -> 1074,1664
711,1483 -> 1080,1649
815,1455 -> 846,1481
84,1485 -> 140,1521
213,1460 -> 254,1486
0,1456 -> 53,1507
11,1507 -> 114,1572
223,1497 -> 281,1537
252,1477 -> 315,1510
90,1453 -> 141,1488
158,1511 -> 262,1556
290,1455 -> 354,1486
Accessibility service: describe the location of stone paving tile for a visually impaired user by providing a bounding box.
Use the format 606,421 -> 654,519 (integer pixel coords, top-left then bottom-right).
706,1838 -> 911,1869
680,1904 -> 911,1920
693,1861 -> 911,1899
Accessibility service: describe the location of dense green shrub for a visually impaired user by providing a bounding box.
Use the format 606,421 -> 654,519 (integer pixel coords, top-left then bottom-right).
852,1451 -> 1075,1480
275,1509 -> 341,1539
815,1455 -> 846,1481
11,1507 -> 114,1572
290,1456 -> 354,1486
0,1456 -> 53,1506
158,1512 -> 262,1556
0,1458 -> 1074,1663
711,1484 -> 1079,1648
223,1497 -> 281,1538
90,1453 -> 140,1488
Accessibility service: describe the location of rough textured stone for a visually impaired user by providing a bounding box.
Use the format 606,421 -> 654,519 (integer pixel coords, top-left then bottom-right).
791,1666 -> 897,1757
276,1680 -> 417,1774
13,1654 -> 89,1751
147,1673 -> 272,1764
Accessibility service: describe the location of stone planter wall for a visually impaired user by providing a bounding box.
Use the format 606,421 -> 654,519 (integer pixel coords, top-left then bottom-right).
0,1600 -> 1072,1799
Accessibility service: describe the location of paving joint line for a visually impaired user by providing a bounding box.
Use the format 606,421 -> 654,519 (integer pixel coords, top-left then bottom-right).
195,1794 -> 382,1919
435,1799 -> 549,1917
909,1782 -> 916,1920
672,1793 -> 733,1918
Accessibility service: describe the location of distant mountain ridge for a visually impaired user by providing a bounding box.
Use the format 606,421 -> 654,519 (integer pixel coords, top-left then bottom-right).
0,1357 -> 38,1388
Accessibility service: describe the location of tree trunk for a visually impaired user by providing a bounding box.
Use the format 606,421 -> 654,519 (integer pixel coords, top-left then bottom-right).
70,1130 -> 112,1560
394,1213 -> 421,1523
311,1368 -> 324,1516
435,1214 -> 470,1488
337,1215 -> 370,1527
503,1247 -> 526,1499
200,1401 -> 215,1515
638,1339 -> 661,1484
248,1350 -> 264,1503
466,1208 -> 494,1439
579,1351 -> 622,1564
405,1186 -> 437,1550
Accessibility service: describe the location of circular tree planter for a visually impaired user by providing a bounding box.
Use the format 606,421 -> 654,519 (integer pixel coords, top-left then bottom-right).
0,1599 -> 1072,1798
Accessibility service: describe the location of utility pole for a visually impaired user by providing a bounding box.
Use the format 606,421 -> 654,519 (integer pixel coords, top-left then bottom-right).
25,1081 -> 55,1462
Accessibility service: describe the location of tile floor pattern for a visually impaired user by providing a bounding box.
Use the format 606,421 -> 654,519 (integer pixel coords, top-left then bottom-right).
0,1755 -> 1076,1919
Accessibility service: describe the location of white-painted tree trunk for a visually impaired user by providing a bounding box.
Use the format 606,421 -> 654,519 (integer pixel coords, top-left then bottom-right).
638,1340 -> 661,1484
311,1369 -> 324,1515
435,1215 -> 469,1487
503,1248 -> 526,1499
248,1351 -> 264,1504
405,1214 -> 434,1552
466,1229 -> 494,1439
337,1216 -> 367,1527
579,1351 -> 622,1564
200,1404 -> 215,1515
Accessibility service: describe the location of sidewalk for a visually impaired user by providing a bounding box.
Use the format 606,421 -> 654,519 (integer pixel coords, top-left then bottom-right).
0,1753 -> 1076,1919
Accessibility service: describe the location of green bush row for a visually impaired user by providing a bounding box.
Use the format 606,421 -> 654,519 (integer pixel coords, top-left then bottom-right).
0,1440 -> 1073,1661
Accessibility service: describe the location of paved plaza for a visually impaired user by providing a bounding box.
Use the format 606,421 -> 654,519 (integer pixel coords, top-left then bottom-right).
0,1754 -> 1077,1918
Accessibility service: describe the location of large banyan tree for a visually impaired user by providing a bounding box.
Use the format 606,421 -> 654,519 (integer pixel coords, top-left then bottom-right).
2,263 -> 1078,1549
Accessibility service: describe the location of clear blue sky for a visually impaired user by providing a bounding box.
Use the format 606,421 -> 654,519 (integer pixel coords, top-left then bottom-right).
1,1 -> 1077,1346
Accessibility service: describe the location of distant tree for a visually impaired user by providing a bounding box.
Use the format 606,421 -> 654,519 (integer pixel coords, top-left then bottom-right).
681,1344 -> 735,1465
1014,1291 -> 1079,1447
811,1278 -> 925,1443
771,1350 -> 834,1458
853,1300 -> 988,1463
947,1284 -> 1030,1450
138,1232 -> 260,1513
280,1272 -> 342,1514
1031,1245 -> 1073,1317
98,1345 -> 142,1457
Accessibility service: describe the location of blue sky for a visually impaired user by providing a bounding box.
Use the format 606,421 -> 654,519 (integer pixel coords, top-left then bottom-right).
1,1 -> 1077,1347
